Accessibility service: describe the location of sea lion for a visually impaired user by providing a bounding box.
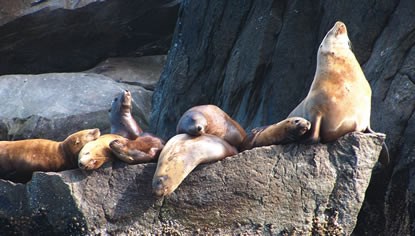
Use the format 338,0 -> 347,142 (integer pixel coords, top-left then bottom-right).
109,90 -> 143,139
152,133 -> 238,197
78,134 -> 123,170
287,21 -> 389,164
176,104 -> 247,150
0,128 -> 100,182
109,135 -> 165,164
241,117 -> 311,151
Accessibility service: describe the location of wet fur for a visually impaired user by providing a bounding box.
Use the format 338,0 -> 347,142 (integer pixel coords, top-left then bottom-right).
109,90 -> 143,139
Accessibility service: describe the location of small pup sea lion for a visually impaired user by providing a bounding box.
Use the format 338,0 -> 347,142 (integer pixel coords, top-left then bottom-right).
152,133 -> 238,197
109,90 -> 143,139
78,134 -> 123,170
0,128 -> 100,182
287,21 -> 389,164
176,104 -> 246,150
241,117 -> 311,151
109,134 -> 165,164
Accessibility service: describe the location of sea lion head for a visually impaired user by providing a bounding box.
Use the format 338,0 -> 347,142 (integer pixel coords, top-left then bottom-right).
78,134 -> 120,170
64,128 -> 101,155
284,117 -> 311,142
176,111 -> 208,136
108,90 -> 132,115
152,134 -> 237,198
319,21 -> 351,55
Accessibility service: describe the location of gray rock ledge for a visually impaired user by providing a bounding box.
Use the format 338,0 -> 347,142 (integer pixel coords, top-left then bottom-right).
0,132 -> 384,235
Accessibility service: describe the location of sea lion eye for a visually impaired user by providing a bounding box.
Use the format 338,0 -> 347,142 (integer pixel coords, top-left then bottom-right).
197,125 -> 202,132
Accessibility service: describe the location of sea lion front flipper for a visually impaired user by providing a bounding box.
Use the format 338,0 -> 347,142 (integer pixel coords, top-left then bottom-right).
109,139 -> 154,164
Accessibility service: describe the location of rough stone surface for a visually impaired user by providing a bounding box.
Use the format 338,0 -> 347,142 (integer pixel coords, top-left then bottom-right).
0,0 -> 178,75
87,55 -> 167,90
0,73 -> 152,140
0,133 -> 384,235
150,1 -> 415,234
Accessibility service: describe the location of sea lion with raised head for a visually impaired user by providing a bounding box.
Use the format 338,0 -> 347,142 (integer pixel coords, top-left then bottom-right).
109,134 -> 165,164
0,128 -> 100,182
288,21 -> 389,164
241,117 -> 311,151
109,90 -> 143,139
152,133 -> 238,197
176,104 -> 246,150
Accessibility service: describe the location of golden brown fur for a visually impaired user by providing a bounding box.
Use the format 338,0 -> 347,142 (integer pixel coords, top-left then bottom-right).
109,134 -> 165,164
288,21 -> 389,164
152,133 -> 238,197
0,128 -> 100,182
176,104 -> 246,150
241,117 -> 311,151
78,134 -> 122,170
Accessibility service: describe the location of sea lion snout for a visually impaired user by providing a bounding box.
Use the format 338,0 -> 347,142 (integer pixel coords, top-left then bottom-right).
152,175 -> 169,198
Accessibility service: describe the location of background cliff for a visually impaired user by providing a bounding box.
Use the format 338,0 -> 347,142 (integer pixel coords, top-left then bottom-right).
151,1 -> 415,235
0,0 -> 413,235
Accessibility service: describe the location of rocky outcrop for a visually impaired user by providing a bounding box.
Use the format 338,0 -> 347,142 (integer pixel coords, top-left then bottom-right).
87,55 -> 167,90
0,133 -> 384,235
0,0 -> 178,75
0,73 -> 151,141
150,1 -> 415,234
0,54 -> 165,141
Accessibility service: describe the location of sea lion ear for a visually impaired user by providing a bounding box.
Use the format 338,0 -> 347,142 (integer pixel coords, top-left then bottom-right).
75,137 -> 81,145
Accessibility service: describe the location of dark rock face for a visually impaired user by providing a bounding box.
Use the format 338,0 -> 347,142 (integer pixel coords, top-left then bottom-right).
0,0 -> 178,75
0,133 -> 384,235
151,0 -> 415,234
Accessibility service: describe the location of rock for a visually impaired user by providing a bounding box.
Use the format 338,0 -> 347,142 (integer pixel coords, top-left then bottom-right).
86,55 -> 167,90
0,0 -> 178,75
0,73 -> 152,140
0,133 -> 385,235
149,0 -> 415,234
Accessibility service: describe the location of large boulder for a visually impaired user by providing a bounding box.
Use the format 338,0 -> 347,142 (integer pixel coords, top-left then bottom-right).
0,73 -> 152,141
150,1 -> 415,234
0,0 -> 178,75
86,55 -> 167,90
0,133 -> 384,235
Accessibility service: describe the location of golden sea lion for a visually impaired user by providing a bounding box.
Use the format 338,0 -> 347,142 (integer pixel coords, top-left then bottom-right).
152,133 -> 238,197
288,21 -> 389,164
241,117 -> 311,151
109,134 -> 165,164
0,128 -> 100,182
78,134 -> 123,170
176,104 -> 247,150
109,90 -> 143,139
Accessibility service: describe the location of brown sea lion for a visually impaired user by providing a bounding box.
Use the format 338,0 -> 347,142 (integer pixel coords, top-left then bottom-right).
241,117 -> 311,151
109,90 -> 143,139
78,134 -> 123,170
0,128 -> 100,182
109,134 -> 165,164
287,21 -> 389,164
152,133 -> 238,197
176,104 -> 247,150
